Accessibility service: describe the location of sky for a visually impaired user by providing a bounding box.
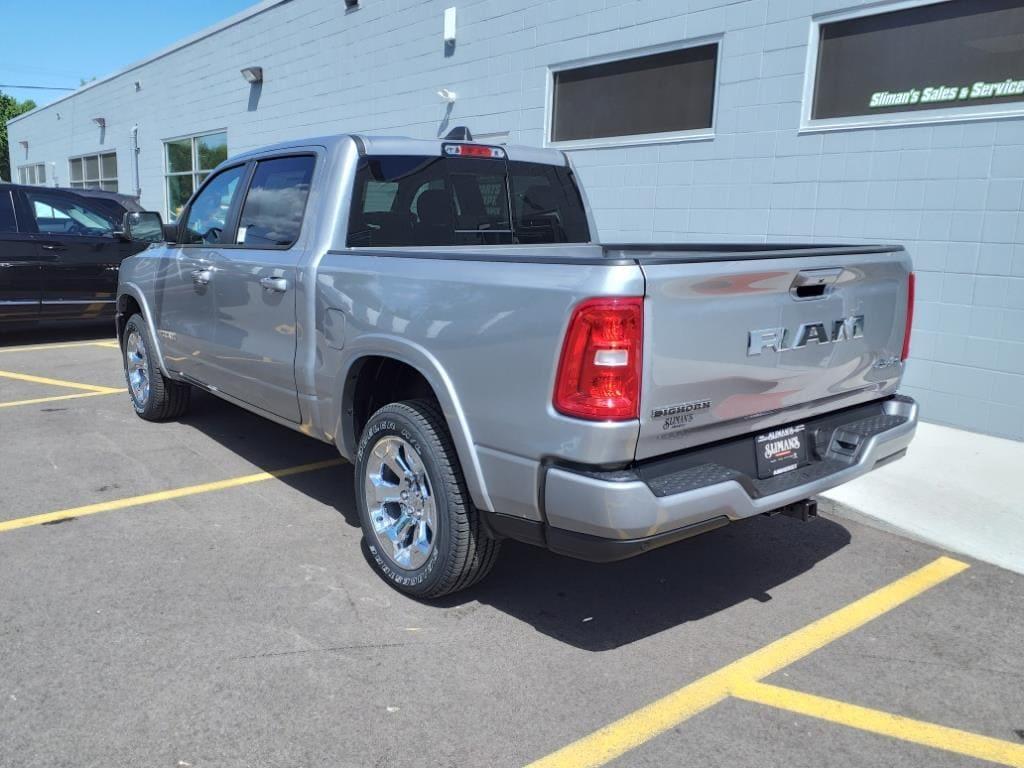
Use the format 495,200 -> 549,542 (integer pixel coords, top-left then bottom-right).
0,0 -> 257,107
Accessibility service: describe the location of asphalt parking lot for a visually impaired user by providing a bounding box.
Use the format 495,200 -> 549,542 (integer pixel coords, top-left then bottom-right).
2,330 -> 1023,768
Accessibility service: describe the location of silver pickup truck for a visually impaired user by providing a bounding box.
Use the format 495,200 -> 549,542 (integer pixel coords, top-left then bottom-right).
115,132 -> 917,598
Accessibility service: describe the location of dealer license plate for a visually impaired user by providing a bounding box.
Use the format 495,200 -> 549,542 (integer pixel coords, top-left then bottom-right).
755,425 -> 807,479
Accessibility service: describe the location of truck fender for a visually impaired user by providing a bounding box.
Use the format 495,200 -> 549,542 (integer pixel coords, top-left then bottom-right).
336,336 -> 495,513
116,283 -> 170,377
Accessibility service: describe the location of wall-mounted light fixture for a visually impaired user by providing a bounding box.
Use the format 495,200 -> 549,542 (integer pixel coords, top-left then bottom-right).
444,7 -> 457,44
92,117 -> 106,128
18,140 -> 28,151
134,80 -> 142,91
344,0 -> 359,8
438,88 -> 457,104
241,66 -> 264,84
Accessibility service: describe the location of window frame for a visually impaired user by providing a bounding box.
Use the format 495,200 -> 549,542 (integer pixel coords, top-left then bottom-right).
544,36 -> 723,151
801,0 -> 1024,134
18,163 -> 47,186
162,129 -> 228,221
67,151 -> 118,191
232,152 -> 319,251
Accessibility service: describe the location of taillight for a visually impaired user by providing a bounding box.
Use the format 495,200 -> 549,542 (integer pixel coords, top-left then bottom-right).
554,297 -> 643,421
901,272 -> 915,361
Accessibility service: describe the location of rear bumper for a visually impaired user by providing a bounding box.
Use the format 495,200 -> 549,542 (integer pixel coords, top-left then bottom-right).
515,395 -> 916,562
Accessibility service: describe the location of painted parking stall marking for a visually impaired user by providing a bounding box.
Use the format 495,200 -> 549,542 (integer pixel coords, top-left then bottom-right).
0,368 -> 122,409
0,340 -> 118,355
733,681 -> 1024,768
525,557 -> 1006,768
0,459 -> 345,534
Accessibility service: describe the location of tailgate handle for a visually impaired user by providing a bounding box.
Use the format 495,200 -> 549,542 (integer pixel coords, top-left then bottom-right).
791,268 -> 842,300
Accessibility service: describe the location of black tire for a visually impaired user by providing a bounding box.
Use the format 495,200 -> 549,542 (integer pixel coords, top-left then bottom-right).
122,313 -> 190,421
355,399 -> 501,599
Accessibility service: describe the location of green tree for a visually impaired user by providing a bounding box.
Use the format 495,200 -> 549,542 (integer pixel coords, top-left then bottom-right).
0,91 -> 38,182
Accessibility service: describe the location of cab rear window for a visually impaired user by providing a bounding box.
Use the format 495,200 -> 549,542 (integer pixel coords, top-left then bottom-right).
347,155 -> 590,247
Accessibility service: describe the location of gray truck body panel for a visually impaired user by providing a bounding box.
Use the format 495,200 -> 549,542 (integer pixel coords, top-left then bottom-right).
118,133 -> 917,552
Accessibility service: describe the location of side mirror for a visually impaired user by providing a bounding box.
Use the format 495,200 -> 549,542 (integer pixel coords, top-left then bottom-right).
121,211 -> 166,244
162,222 -> 180,243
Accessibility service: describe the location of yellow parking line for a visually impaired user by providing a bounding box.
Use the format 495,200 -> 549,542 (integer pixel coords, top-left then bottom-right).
0,458 -> 345,534
525,556 -> 969,768
0,340 -> 116,354
0,369 -> 121,394
734,681 -> 1024,768
0,390 -> 120,410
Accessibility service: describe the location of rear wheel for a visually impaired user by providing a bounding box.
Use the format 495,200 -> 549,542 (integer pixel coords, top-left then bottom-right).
355,399 -> 501,598
122,313 -> 190,421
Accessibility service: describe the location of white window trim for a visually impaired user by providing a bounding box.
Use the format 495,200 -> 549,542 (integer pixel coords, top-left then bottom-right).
162,128 -> 228,220
18,163 -> 47,186
68,151 -> 118,191
800,0 -> 1024,134
544,36 -> 723,151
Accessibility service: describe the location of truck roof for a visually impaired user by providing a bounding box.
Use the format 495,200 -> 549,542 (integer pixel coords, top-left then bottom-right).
228,133 -> 569,167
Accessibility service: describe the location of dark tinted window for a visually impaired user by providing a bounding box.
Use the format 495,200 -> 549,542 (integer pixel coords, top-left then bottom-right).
814,0 -> 1024,120
348,155 -> 590,247
183,165 -> 246,245
237,155 -> 316,248
552,44 -> 718,142
25,192 -> 117,236
510,162 -> 591,245
0,191 -> 17,233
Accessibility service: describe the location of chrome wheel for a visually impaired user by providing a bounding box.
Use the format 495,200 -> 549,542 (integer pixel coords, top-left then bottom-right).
125,329 -> 150,407
364,436 -> 437,570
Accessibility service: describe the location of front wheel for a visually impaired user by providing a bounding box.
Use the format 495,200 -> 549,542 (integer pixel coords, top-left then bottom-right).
355,400 -> 500,598
122,313 -> 190,421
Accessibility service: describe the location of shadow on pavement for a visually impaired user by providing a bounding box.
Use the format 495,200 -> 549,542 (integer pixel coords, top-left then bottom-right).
0,323 -> 115,349
179,390 -> 852,651
462,516 -> 849,651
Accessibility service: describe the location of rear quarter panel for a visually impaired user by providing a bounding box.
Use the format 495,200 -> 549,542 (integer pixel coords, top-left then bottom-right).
312,251 -> 645,512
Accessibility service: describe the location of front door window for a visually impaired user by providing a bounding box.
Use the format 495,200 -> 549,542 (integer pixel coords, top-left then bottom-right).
181,165 -> 246,245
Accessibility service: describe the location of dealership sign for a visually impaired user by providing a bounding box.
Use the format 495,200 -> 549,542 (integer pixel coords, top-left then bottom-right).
869,78 -> 1024,109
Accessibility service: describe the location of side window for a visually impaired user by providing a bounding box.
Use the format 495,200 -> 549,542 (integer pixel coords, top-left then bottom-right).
236,155 -> 315,248
0,192 -> 17,234
24,192 -> 117,237
182,164 -> 246,245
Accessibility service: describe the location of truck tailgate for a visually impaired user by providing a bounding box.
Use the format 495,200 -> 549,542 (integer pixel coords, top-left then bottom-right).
635,247 -> 912,461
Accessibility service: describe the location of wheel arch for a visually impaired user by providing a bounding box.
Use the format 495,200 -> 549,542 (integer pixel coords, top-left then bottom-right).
116,284 -> 169,376
337,343 -> 494,513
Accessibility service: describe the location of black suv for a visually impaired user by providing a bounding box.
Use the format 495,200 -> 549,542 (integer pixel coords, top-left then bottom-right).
0,183 -> 162,328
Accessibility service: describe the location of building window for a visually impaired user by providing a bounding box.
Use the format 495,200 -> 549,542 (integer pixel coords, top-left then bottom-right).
808,0 -> 1024,128
164,131 -> 228,221
18,163 -> 46,186
69,152 -> 118,191
549,40 -> 720,148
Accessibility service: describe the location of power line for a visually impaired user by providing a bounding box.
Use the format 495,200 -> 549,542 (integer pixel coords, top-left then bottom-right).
0,84 -> 75,92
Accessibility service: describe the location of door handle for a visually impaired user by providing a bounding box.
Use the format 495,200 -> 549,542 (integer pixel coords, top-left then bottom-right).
260,276 -> 289,293
191,268 -> 213,286
791,268 -> 843,300
40,244 -> 67,251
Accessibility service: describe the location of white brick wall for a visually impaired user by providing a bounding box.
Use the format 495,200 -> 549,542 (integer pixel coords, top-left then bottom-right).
8,0 -> 1024,439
